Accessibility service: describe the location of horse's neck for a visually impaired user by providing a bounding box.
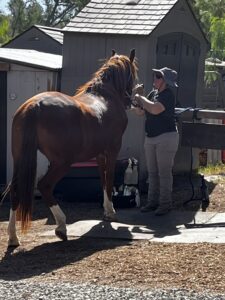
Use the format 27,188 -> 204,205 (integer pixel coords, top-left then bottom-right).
92,81 -> 123,99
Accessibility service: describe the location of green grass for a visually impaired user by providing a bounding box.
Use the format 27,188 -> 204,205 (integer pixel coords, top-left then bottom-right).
198,163 -> 225,175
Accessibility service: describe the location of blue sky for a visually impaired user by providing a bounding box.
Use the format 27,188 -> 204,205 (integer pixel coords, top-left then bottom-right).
0,0 -> 9,13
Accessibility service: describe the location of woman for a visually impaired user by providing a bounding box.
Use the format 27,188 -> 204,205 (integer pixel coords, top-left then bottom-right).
134,67 -> 179,216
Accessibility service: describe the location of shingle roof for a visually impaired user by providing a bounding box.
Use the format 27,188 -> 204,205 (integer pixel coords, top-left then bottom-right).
63,0 -> 178,35
2,25 -> 64,48
35,25 -> 64,44
0,48 -> 62,70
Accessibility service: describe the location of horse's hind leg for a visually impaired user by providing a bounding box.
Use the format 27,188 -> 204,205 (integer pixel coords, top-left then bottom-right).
8,170 -> 20,247
37,162 -> 70,241
8,209 -> 20,247
97,153 -> 117,222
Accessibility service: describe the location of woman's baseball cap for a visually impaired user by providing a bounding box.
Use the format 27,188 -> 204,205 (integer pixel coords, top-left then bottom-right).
152,67 -> 178,87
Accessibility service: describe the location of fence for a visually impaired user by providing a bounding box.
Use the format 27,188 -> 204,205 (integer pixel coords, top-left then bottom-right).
176,108 -> 225,165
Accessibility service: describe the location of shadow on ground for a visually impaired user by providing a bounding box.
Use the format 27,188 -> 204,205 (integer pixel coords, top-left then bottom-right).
0,221 -> 132,281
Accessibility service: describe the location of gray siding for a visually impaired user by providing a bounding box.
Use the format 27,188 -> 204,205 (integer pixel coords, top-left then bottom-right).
151,0 -> 208,108
61,33 -> 149,179
6,64 -> 59,183
62,33 -> 149,94
62,33 -> 105,95
0,71 -> 7,185
3,27 -> 62,55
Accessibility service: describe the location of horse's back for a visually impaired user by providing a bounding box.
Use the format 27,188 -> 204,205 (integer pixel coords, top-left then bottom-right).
27,92 -> 109,161
12,90 -> 127,163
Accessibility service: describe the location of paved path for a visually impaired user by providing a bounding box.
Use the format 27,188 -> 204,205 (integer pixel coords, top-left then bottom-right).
43,208 -> 225,243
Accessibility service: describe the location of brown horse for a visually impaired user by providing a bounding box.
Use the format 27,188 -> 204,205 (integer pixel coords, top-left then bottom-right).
1,49 -> 137,246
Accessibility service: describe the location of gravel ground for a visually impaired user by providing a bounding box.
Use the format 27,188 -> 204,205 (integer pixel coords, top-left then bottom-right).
1,175 -> 225,299
1,280 -> 225,300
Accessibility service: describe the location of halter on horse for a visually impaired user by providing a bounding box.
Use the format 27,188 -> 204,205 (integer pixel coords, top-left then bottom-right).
1,49 -> 138,246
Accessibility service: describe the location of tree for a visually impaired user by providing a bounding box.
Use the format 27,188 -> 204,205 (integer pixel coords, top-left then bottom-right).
43,0 -> 89,27
6,0 -> 89,38
26,0 -> 44,27
210,17 -> 225,60
0,14 -> 10,45
190,0 -> 225,60
8,0 -> 43,37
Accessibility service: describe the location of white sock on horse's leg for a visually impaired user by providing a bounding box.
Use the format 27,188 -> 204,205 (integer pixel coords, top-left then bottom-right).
103,189 -> 116,220
50,204 -> 67,240
8,209 -> 20,246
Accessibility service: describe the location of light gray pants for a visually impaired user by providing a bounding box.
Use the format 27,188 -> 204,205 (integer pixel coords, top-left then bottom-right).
144,131 -> 179,208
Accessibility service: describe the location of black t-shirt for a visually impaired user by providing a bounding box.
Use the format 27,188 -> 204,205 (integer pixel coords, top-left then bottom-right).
145,88 -> 176,137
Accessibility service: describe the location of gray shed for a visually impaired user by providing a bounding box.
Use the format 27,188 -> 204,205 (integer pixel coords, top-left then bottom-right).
60,0 -> 209,181
0,48 -> 62,187
2,25 -> 63,55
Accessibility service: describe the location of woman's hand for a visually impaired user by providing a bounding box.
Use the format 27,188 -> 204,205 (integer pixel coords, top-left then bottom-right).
131,94 -> 145,116
134,93 -> 143,108
133,83 -> 144,96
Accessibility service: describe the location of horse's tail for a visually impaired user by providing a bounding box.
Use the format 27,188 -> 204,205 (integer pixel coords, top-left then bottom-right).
0,183 -> 11,206
15,105 -> 38,232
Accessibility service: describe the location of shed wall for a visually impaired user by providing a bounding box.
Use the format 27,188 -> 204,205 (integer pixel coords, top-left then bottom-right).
147,0 -> 208,174
61,33 -> 149,178
6,64 -> 59,184
0,71 -> 7,187
61,0 -> 208,179
151,0 -> 208,107
4,27 -> 62,55
62,33 -> 149,94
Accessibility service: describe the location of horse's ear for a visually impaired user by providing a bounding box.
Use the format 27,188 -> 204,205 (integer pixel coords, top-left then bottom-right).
129,49 -> 135,62
111,49 -> 116,56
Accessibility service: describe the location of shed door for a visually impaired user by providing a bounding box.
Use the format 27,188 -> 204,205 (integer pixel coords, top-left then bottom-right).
156,33 -> 200,108
0,71 -> 7,186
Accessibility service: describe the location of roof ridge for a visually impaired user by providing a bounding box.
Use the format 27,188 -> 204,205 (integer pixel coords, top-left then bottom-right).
35,24 -> 62,31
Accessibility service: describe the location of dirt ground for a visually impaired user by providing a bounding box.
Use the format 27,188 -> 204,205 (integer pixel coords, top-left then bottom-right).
0,175 -> 225,294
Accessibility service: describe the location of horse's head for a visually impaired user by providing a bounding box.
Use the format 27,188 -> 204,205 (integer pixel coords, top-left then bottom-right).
76,49 -> 138,109
108,49 -> 138,109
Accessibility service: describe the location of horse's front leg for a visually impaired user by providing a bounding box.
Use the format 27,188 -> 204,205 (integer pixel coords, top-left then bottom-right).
37,163 -> 70,241
103,189 -> 117,222
97,153 -> 117,222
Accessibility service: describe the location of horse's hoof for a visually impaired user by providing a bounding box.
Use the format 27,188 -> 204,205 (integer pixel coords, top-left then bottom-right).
8,238 -> 20,247
55,230 -> 68,241
103,214 -> 118,222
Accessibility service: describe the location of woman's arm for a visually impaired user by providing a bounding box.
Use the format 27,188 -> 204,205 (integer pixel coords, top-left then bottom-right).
134,94 -> 165,115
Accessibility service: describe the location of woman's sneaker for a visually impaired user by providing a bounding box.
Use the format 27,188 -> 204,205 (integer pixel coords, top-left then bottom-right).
140,203 -> 158,212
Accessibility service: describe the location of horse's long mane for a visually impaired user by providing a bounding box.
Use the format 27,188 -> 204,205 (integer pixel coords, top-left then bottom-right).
75,54 -> 137,97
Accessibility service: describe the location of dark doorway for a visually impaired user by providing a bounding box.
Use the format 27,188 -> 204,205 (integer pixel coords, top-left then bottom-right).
156,32 -> 200,108
0,71 -> 7,186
